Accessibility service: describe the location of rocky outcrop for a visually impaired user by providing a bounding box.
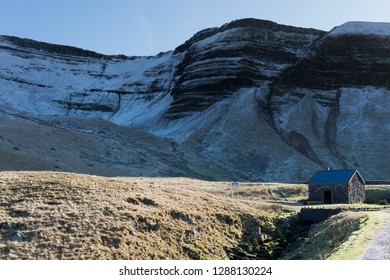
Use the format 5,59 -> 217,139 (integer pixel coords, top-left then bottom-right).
269,22 -> 390,179
270,23 -> 390,110
166,19 -> 325,118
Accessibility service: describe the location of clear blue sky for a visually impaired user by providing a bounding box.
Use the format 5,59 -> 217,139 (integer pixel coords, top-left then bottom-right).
1,0 -> 390,56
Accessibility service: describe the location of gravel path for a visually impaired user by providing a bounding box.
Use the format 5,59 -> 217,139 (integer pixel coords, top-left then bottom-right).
360,217 -> 390,260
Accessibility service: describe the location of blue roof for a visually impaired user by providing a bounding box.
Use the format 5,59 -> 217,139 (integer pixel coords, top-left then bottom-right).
309,170 -> 360,185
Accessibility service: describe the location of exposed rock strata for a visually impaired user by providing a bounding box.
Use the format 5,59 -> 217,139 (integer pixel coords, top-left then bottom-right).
0,19 -> 388,181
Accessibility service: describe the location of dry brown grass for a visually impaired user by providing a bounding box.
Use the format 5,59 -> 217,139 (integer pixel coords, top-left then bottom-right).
0,172 -> 291,260
127,178 -> 308,202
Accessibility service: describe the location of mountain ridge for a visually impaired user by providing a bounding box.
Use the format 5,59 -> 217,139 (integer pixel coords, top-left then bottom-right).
0,18 -> 389,181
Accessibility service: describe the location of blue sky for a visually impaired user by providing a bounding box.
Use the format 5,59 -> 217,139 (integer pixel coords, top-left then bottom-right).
1,0 -> 390,56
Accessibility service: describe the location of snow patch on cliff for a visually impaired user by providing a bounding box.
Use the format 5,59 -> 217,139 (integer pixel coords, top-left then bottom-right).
330,22 -> 390,37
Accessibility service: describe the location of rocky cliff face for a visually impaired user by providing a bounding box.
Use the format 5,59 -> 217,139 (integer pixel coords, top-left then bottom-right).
0,19 -> 388,181
167,19 -> 324,118
269,22 -> 390,180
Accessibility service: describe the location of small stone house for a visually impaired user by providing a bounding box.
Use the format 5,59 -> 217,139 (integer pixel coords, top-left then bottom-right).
308,169 -> 365,204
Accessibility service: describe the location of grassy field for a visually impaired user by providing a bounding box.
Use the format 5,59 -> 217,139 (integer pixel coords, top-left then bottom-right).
365,185 -> 390,205
126,178 -> 308,202
0,172 -> 296,260
0,171 -> 388,260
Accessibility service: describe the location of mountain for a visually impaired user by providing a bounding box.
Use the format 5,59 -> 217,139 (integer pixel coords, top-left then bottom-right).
0,19 -> 389,181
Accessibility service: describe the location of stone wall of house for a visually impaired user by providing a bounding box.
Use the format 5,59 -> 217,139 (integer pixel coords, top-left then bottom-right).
348,174 -> 366,203
308,184 -> 326,201
308,184 -> 349,203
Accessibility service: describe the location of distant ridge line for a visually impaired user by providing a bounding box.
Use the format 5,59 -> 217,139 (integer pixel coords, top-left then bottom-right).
366,180 -> 390,185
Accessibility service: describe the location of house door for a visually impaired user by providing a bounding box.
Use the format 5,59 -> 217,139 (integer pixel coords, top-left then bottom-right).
323,191 -> 332,204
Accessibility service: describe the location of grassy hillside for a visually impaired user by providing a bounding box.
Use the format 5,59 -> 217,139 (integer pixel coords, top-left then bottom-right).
0,172 -> 296,260
282,212 -> 369,259
365,185 -> 390,205
0,171 -> 388,260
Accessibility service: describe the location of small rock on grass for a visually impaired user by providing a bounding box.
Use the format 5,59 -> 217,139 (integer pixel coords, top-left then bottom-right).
153,223 -> 161,231
190,227 -> 197,237
10,232 -> 24,242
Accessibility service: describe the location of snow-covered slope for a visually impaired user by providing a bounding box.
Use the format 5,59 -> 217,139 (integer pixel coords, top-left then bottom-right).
0,18 -> 388,181
270,20 -> 390,180
0,35 -> 176,123
329,21 -> 390,37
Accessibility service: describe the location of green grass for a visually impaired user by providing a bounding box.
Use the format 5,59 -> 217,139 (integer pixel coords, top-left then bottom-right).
365,185 -> 390,205
281,212 -> 369,260
328,211 -> 390,260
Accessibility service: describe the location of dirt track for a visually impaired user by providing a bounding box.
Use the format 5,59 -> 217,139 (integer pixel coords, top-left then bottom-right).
360,215 -> 390,260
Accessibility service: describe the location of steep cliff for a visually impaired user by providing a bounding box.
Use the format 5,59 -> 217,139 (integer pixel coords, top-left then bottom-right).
0,19 -> 388,181
167,19 -> 324,118
269,22 -> 390,179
